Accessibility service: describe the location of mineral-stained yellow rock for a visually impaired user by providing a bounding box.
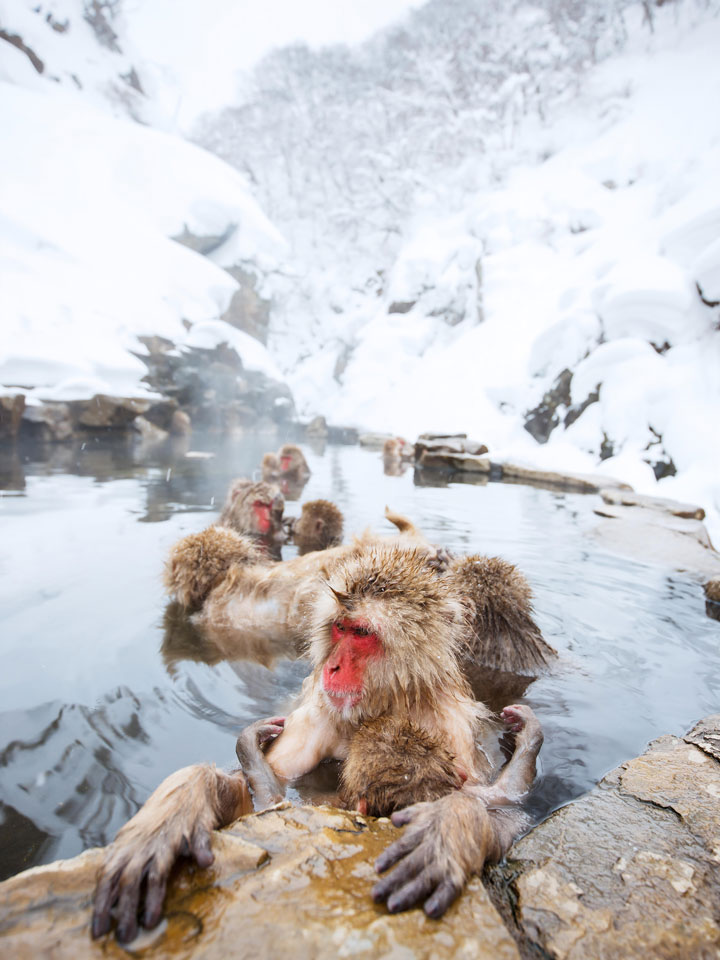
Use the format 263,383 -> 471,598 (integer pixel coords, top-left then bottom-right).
0,804 -> 519,960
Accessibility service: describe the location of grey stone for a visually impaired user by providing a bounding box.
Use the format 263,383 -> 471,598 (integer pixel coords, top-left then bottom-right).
600,488 -> 705,520
20,403 -> 73,442
498,463 -> 632,494
488,715 -> 720,960
0,395 -> 26,442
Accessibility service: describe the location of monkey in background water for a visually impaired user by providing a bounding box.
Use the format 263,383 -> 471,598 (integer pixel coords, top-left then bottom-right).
217,478 -> 287,560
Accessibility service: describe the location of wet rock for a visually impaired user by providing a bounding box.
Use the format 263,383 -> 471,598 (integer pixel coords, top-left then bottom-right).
305,415 -> 329,438
705,578 -> 720,603
704,578 -> 720,621
221,265 -> 272,345
71,395 -> 150,429
418,452 -> 492,474
592,503 -> 720,579
358,432 -> 395,449
416,437 -> 489,458
326,424 -> 359,445
488,715 -> 720,960
0,394 -> 26,442
132,416 -> 169,445
141,343 -> 295,434
20,402 -> 73,443
600,488 -> 705,520
0,805 -> 519,960
498,463 -> 631,494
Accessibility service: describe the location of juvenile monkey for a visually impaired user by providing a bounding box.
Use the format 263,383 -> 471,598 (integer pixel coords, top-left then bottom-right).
338,717 -> 464,816
261,452 -> 281,482
218,478 -> 286,560
94,542 -> 546,940
382,437 -> 414,476
290,499 -> 344,555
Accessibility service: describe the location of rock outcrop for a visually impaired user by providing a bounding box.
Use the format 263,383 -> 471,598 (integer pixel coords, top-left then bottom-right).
0,806 -> 518,960
487,715 -> 720,959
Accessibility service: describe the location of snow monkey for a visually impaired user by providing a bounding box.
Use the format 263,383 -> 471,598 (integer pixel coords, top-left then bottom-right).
290,498 -> 344,555
93,540 -> 548,941
218,478 -> 287,559
261,443 -> 311,499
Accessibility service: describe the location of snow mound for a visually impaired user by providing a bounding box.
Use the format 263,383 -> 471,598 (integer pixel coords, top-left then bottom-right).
0,80 -> 285,399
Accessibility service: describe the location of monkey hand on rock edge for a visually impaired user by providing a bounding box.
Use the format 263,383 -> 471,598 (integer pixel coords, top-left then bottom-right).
372,790 -> 500,919
92,765 -> 251,944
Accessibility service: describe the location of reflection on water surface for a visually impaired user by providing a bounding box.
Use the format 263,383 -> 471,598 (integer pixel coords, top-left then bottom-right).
0,434 -> 718,880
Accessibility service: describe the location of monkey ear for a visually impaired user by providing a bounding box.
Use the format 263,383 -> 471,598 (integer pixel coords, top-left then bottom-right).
314,518 -> 324,533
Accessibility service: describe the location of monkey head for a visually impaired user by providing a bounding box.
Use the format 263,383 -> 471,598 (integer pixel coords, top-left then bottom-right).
164,527 -> 263,609
292,499 -> 344,555
310,546 -> 467,723
220,480 -> 285,539
261,452 -> 281,482
278,443 -> 310,477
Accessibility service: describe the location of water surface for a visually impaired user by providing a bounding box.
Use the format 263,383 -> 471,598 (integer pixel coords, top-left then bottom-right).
0,434 -> 717,879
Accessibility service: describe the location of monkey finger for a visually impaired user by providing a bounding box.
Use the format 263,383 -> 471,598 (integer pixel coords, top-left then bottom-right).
374,828 -> 424,874
424,878 -> 463,919
91,867 -> 122,939
386,869 -> 440,914
372,847 -> 430,903
190,828 -> 214,869
142,866 -> 168,930
114,873 -> 144,943
390,802 -> 425,827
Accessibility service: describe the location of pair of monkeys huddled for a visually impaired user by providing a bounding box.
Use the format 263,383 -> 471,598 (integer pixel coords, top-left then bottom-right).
91,452 -> 554,942
219,443 -> 343,561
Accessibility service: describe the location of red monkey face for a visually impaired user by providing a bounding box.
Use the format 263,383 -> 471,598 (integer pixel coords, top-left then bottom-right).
322,619 -> 382,713
280,455 -> 292,472
252,501 -> 272,534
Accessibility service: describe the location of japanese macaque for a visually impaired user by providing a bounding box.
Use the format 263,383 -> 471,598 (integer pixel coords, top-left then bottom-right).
278,443 -> 310,479
290,499 -> 344,555
163,526 -> 265,611
443,555 -> 555,674
93,540 -> 547,941
383,437 -> 415,477
261,452 -> 280,482
218,478 -> 286,560
261,443 -> 311,500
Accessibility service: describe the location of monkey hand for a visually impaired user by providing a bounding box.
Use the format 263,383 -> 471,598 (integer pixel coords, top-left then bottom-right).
92,764 -> 250,943
236,716 -> 285,761
425,545 -> 454,574
372,790 -> 498,918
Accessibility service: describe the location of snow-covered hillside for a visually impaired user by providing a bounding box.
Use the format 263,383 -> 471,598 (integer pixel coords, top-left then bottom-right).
199,1 -> 720,543
0,1 -> 287,403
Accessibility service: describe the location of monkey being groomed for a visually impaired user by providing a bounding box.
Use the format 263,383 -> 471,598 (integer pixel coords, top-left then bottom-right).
218,478 -> 287,559
92,534 -> 551,942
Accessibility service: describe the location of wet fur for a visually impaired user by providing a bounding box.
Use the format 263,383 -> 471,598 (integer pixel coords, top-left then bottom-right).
339,717 -> 462,815
292,499 -> 344,555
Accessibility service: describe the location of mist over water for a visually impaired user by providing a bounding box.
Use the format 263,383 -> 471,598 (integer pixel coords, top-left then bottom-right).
0,434 -> 717,880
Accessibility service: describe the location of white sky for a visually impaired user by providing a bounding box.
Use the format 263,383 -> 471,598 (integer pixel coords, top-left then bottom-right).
120,0 -> 422,129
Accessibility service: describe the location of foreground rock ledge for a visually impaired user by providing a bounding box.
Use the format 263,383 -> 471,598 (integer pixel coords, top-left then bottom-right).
0,805 -> 519,960
487,714 -> 720,959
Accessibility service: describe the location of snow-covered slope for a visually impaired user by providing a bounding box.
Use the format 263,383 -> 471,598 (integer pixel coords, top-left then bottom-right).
0,2 -> 287,402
